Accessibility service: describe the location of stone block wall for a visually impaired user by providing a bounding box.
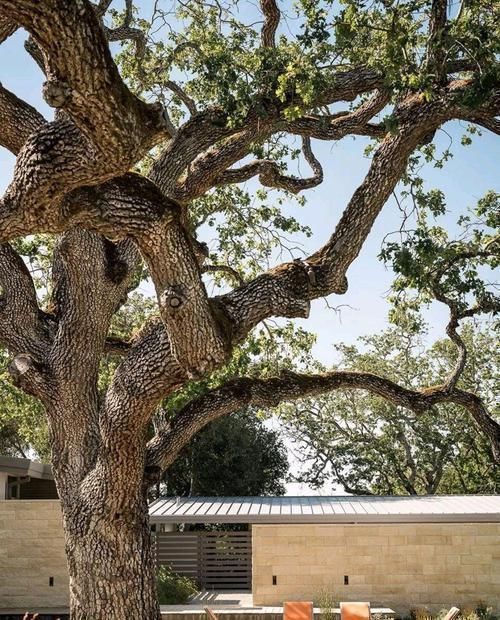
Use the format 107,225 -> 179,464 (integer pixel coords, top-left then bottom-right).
252,523 -> 500,615
0,500 -> 69,610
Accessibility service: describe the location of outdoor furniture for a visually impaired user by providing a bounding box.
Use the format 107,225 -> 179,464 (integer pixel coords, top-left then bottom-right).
340,602 -> 371,620
205,607 -> 219,620
284,601 -> 314,620
442,608 -> 461,620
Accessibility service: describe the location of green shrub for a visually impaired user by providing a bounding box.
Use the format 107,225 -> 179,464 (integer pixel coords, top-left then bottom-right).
462,605 -> 498,620
157,566 -> 199,604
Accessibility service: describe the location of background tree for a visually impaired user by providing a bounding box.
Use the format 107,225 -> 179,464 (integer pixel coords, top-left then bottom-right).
0,0 -> 498,617
164,408 -> 288,496
284,322 -> 499,495
0,349 -> 49,459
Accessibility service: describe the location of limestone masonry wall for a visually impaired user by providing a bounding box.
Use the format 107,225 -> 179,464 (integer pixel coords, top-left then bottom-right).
0,500 -> 69,610
1,503 -> 499,615
252,522 -> 500,615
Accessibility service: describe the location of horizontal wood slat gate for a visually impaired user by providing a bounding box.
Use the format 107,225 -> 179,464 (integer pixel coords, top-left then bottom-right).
155,531 -> 252,590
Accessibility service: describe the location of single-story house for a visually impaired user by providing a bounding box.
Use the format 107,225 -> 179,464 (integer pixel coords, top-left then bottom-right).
1,456 -> 499,615
150,495 -> 500,614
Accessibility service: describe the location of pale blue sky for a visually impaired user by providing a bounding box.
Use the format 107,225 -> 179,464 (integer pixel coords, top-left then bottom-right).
0,8 -> 498,367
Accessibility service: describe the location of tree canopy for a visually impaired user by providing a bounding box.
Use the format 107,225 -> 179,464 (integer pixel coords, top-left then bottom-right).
284,321 -> 499,495
164,409 -> 288,497
0,0 -> 498,616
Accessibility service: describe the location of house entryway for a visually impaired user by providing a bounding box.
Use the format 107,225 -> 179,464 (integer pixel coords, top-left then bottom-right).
154,530 -> 252,590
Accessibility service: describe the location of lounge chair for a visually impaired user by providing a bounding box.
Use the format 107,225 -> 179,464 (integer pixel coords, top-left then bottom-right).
340,602 -> 371,620
442,608 -> 460,620
284,601 -> 314,620
205,608 -> 219,620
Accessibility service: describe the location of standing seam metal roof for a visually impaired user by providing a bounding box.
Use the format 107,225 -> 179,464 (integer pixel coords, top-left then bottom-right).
148,495 -> 500,524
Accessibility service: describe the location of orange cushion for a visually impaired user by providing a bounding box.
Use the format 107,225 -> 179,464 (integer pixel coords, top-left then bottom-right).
340,602 -> 371,620
284,601 -> 314,620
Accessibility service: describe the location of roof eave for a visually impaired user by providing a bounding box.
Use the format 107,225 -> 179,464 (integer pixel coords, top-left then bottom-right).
0,456 -> 53,480
149,513 -> 500,525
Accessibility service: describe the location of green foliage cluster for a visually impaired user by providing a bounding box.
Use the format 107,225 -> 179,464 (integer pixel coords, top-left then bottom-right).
408,605 -> 498,620
191,185 -> 311,280
156,565 -> 198,604
115,0 -> 499,122
381,188 -> 499,318
0,349 -> 49,460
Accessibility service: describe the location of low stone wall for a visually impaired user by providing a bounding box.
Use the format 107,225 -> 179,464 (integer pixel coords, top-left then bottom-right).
0,500 -> 69,610
252,522 -> 500,615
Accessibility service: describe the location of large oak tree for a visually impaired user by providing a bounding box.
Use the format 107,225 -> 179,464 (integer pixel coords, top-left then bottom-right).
0,0 -> 498,617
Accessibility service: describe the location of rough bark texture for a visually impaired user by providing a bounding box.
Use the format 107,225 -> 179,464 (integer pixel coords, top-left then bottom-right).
0,0 -> 499,618
63,492 -> 159,620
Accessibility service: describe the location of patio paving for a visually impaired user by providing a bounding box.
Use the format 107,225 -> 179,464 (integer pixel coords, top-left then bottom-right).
160,592 -> 395,620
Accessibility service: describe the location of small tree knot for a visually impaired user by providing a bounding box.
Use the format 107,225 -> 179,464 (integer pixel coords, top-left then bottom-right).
42,79 -> 72,108
161,285 -> 186,312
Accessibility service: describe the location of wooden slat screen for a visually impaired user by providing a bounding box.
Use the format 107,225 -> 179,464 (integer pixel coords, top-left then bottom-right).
154,530 -> 252,590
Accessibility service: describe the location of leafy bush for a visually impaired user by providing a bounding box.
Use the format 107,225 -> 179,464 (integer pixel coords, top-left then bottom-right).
462,605 -> 498,620
157,566 -> 199,604
405,606 -> 499,620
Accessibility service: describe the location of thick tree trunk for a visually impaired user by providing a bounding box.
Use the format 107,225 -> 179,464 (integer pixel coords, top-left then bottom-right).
62,491 -> 160,620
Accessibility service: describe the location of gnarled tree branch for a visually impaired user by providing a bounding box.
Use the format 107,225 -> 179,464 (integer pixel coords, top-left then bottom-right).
215,137 -> 323,194
165,80 -> 197,115
150,67 -> 385,200
260,0 -> 280,48
0,15 -> 16,44
145,367 -> 500,482
0,83 -> 46,155
0,243 -> 48,358
1,0 -> 165,160
285,90 -> 389,140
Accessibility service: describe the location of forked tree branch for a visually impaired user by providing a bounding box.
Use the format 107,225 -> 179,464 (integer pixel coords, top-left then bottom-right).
438,294 -> 499,392
0,0 -> 166,161
42,231 -> 142,480
0,0 -> 169,248
101,80 -> 500,428
49,232 -> 139,381
169,91 -> 387,203
429,248 -> 500,392
71,176 -> 229,376
149,67 -> 385,200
